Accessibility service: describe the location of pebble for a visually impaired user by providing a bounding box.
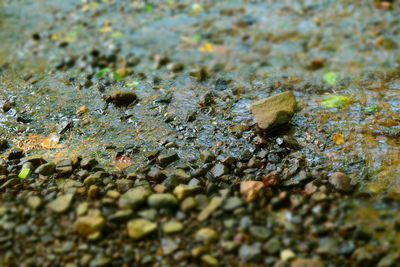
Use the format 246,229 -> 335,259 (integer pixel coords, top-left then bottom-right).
127,219 -> 157,239
239,243 -> 261,261
201,254 -> 220,267
181,196 -> 198,212
109,209 -> 132,222
249,226 -> 271,240
119,187 -> 151,209
221,241 -> 238,252
26,196 -> 42,210
47,193 -> 74,213
80,158 -> 98,169
148,193 -> 178,209
280,249 -> 296,262
200,150 -> 215,163
162,221 -> 183,234
210,163 -> 229,178
249,91 -> 297,130
157,151 -> 180,167
195,228 -> 219,244
88,185 -> 99,198
377,253 -> 398,267
0,177 -> 19,190
74,212 -> 105,237
262,238 -> 282,254
329,172 -> 354,192
83,171 -> 108,186
138,209 -> 158,221
240,181 -> 264,201
173,184 -> 202,200
161,238 -> 179,254
223,197 -> 243,211
290,258 -> 325,267
77,202 -> 89,216
164,168 -> 191,184
197,196 -> 223,221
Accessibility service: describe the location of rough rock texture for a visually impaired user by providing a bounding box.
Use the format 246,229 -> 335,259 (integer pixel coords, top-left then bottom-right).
249,91 -> 297,130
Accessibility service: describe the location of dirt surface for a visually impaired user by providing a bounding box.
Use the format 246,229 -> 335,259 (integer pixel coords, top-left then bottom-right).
0,1 -> 399,266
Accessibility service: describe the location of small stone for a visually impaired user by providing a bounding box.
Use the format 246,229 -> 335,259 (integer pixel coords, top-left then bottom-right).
239,243 -> 261,261
74,212 -> 105,237
162,221 -> 183,234
181,197 -> 198,212
138,209 -> 158,221
106,190 -> 120,199
127,219 -> 157,239
262,238 -> 282,254
119,187 -> 151,209
377,253 -> 399,267
116,178 -> 133,191
87,231 -> 101,241
211,163 -> 229,178
80,158 -> 98,169
223,197 -> 243,211
240,181 -> 264,202
280,249 -> 296,262
111,90 -> 137,107
47,193 -> 74,213
221,241 -> 239,252
249,226 -> 271,240
200,151 -> 215,163
262,171 -> 280,186
173,184 -> 202,200
56,166 -> 73,175
197,196 -> 223,221
329,172 -> 354,192
76,169 -> 89,179
249,91 -> 297,130
157,152 -> 179,167
88,185 -> 99,198
291,258 -> 325,267
191,246 -> 209,258
26,196 -> 42,210
109,209 -> 132,222
148,193 -> 178,209
195,228 -> 219,244
77,202 -> 89,216
161,238 -> 179,254
201,254 -> 220,267
0,177 -> 19,190
147,167 -> 166,182
163,168 -> 191,184
83,171 -> 107,186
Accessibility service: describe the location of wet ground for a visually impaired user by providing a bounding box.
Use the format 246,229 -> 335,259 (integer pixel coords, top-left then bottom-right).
0,0 -> 400,266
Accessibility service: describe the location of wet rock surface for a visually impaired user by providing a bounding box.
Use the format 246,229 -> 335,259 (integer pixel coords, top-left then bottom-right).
0,0 -> 399,266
